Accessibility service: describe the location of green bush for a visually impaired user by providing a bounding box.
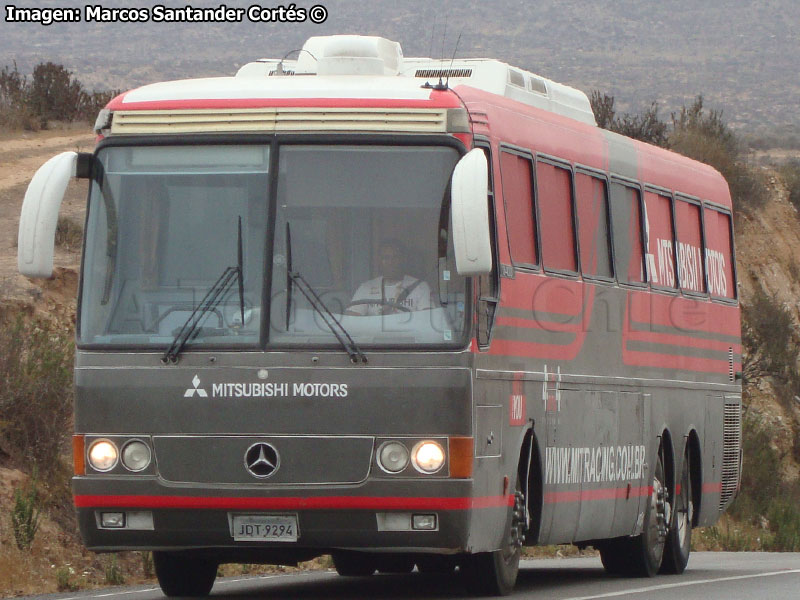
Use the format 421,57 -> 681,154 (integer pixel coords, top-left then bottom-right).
729,414 -> 781,521
56,566 -> 78,592
104,555 -> 125,585
140,551 -> 154,578
765,496 -> 800,551
11,479 -> 41,551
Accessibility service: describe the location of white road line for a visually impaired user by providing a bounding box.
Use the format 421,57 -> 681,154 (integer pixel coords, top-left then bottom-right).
52,587 -> 160,600
51,571 -> 335,600
563,569 -> 800,599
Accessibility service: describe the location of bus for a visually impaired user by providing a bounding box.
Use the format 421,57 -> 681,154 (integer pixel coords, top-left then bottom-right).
18,35 -> 741,597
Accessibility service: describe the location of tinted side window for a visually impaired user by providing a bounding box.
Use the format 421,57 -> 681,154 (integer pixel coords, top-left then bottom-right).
704,207 -> 735,299
537,161 -> 577,272
610,182 -> 645,284
500,151 -> 537,266
675,198 -> 707,294
575,172 -> 612,279
644,191 -> 677,289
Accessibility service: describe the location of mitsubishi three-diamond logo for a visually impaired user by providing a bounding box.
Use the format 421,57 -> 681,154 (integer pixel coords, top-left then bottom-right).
184,375 -> 208,398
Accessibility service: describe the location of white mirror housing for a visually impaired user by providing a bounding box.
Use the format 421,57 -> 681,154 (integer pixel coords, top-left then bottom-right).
18,151 -> 78,278
451,148 -> 492,276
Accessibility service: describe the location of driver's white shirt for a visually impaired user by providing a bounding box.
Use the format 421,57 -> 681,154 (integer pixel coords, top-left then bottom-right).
349,275 -> 432,316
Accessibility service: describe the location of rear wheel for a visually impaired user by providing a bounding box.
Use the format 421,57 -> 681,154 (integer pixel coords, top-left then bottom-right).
462,480 -> 525,595
153,552 -> 217,598
332,551 -> 377,576
660,445 -> 692,574
599,443 -> 668,577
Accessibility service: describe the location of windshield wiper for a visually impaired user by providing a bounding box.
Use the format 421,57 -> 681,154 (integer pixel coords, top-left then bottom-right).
289,270 -> 367,364
285,222 -> 366,364
162,218 -> 245,364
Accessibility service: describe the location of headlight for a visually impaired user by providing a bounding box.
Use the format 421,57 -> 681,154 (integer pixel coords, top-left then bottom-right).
411,440 -> 445,474
88,440 -> 118,471
377,441 -> 409,473
121,440 -> 151,472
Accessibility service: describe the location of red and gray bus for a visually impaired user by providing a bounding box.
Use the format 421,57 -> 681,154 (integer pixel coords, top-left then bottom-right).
18,35 -> 741,596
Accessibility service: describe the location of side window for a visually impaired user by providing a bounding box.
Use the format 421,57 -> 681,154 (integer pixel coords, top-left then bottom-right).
536,160 -> 577,272
675,198 -> 707,294
703,207 -> 736,299
500,150 -> 537,267
610,182 -> 646,285
575,172 -> 612,279
644,190 -> 677,289
476,144 -> 500,348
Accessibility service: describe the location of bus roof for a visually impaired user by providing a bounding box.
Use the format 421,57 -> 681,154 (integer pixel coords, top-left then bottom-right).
104,34 -> 595,126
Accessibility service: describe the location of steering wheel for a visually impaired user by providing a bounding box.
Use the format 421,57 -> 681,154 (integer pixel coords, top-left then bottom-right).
344,299 -> 412,314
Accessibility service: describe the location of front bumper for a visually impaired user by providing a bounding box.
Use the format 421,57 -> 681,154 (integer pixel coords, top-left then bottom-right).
73,477 -> 506,558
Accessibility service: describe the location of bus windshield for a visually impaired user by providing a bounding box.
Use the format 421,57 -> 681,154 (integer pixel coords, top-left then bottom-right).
79,142 -> 468,349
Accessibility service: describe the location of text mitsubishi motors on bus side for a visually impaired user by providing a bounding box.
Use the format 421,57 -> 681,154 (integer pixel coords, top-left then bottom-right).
18,35 -> 742,597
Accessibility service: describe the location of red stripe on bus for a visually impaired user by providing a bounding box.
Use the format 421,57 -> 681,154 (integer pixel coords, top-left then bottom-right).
625,329 -> 742,355
107,95 -> 462,112
488,338 -> 583,361
73,494 -> 514,511
544,485 -> 652,504
702,482 -> 722,493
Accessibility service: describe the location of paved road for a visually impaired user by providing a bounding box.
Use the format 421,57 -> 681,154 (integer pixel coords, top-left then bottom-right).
19,553 -> 800,600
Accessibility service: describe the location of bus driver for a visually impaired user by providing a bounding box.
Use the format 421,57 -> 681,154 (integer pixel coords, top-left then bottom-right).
346,239 -> 433,316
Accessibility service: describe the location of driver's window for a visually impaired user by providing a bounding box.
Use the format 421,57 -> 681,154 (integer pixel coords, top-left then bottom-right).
476,143 -> 500,349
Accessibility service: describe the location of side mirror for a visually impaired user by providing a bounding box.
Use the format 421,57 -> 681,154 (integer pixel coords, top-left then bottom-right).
451,148 -> 492,276
18,151 -> 91,278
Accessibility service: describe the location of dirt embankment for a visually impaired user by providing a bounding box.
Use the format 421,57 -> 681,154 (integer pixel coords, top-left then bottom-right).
735,171 -> 800,482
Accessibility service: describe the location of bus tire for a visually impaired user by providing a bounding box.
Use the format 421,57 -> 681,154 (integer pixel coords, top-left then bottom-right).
153,551 -> 217,598
660,445 -> 692,574
600,444 -> 668,578
462,477 -> 524,595
331,551 -> 376,576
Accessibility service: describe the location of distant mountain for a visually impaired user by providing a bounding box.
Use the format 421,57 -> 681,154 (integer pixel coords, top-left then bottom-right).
1,0 -> 797,136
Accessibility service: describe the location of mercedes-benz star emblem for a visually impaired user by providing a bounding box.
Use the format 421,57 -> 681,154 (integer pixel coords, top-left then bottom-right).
244,443 -> 280,478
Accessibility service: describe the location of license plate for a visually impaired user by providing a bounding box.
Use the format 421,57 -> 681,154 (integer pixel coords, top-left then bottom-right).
231,515 -> 299,542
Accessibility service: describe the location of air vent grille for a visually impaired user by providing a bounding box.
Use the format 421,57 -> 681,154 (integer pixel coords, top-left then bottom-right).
111,107 -> 449,134
720,401 -> 741,510
415,68 -> 473,79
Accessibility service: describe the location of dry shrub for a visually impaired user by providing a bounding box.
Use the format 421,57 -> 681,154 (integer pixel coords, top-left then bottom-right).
670,96 -> 768,213
0,316 -> 73,472
55,216 -> 83,252
778,159 -> 800,212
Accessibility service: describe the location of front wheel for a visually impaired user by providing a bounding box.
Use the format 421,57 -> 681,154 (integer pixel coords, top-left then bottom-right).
153,552 -> 217,598
462,483 -> 525,595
